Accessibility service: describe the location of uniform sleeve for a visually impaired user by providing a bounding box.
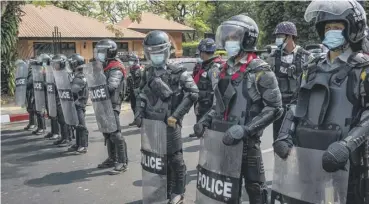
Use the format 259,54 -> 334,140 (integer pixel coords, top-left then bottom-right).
171,70 -> 199,120
245,69 -> 284,136
71,76 -> 86,94
208,64 -> 220,107
107,68 -> 123,91
341,68 -> 369,153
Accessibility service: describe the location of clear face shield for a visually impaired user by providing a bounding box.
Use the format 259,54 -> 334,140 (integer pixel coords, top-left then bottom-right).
215,24 -> 245,56
94,47 -> 108,62
304,0 -> 358,23
144,42 -> 171,66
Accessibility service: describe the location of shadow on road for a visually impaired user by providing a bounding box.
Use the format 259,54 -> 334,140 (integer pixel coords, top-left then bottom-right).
183,145 -> 200,153
1,130 -> 33,141
125,200 -> 142,204
25,167 -> 108,187
182,136 -> 198,144
9,150 -> 79,165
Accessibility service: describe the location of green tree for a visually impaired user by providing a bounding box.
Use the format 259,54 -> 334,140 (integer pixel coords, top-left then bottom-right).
1,1 -> 25,95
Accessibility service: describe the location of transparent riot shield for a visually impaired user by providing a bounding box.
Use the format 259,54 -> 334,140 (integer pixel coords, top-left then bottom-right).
15,60 -> 28,106
195,129 -> 243,204
32,64 -> 46,112
83,61 -> 117,133
51,61 -> 78,126
45,65 -> 57,117
141,119 -> 167,204
272,147 -> 350,204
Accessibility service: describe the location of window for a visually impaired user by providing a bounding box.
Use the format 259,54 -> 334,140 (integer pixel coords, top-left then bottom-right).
33,42 -> 76,57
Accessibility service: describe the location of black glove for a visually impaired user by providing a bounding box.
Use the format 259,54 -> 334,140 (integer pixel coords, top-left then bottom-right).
223,125 -> 245,146
322,141 -> 349,173
135,117 -> 142,128
194,123 -> 206,138
273,140 -> 292,159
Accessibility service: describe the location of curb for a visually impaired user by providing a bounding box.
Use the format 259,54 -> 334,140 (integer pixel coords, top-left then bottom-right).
1,106 -> 131,124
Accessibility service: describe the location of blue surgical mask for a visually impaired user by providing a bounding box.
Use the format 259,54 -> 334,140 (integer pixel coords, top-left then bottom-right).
275,38 -> 285,46
128,61 -> 134,66
97,53 -> 106,62
197,58 -> 203,63
322,30 -> 345,50
150,53 -> 165,65
225,41 -> 241,57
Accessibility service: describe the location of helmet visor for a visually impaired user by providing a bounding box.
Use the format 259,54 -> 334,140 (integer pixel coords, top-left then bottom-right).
144,42 -> 171,54
94,48 -> 108,62
304,0 -> 360,22
215,24 -> 246,49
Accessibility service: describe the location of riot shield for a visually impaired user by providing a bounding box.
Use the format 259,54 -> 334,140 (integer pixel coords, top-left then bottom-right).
272,147 -> 350,204
141,119 -> 167,204
45,65 -> 57,117
83,61 -> 117,133
15,60 -> 28,106
195,129 -> 243,204
51,61 -> 78,126
32,64 -> 46,112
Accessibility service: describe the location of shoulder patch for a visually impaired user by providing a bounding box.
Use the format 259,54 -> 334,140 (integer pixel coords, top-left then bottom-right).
361,70 -> 367,81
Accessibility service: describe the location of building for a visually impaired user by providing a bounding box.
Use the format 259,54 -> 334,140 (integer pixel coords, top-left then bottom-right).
117,12 -> 195,57
17,4 -> 194,60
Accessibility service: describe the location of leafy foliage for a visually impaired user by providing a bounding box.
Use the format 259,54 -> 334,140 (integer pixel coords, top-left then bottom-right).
1,1 -> 25,95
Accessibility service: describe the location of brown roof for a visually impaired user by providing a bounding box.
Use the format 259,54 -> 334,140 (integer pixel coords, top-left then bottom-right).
118,12 -> 194,32
18,4 -> 146,39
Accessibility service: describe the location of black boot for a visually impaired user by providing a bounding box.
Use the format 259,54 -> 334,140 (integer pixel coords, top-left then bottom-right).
188,133 -> 197,138
76,126 -> 88,154
33,114 -> 45,135
25,112 -> 36,130
44,132 -> 53,139
128,121 -> 136,126
58,138 -> 72,147
168,194 -> 184,204
109,133 -> 128,175
97,139 -> 116,168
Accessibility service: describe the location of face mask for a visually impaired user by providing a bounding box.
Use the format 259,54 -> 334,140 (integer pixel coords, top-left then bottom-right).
322,30 -> 345,50
225,41 -> 241,57
150,53 -> 165,65
128,61 -> 134,66
275,38 -> 285,46
197,58 -> 203,63
97,53 -> 106,62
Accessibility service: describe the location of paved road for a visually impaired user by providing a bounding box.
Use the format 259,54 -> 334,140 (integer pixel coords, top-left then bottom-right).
1,110 -> 276,204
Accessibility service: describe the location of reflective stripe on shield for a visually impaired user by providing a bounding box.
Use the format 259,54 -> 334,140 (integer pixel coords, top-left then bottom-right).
195,129 -> 243,204
52,62 -> 78,126
272,147 -> 349,204
141,119 -> 167,204
32,65 -> 46,112
46,65 -> 57,117
15,61 -> 28,106
83,61 -> 117,133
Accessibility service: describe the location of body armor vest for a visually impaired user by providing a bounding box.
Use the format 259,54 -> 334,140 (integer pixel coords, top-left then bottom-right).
141,66 -> 184,121
211,69 -> 263,133
294,62 -> 362,150
196,60 -> 221,106
275,48 -> 303,103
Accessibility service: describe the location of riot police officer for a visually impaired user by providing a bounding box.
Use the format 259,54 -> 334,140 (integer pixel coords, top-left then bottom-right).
127,53 -> 142,126
189,38 -> 223,138
267,21 -> 312,142
67,54 -> 89,154
195,14 -> 283,204
29,54 -> 48,135
135,30 -> 199,204
94,39 -> 128,174
273,1 -> 369,203
52,54 -> 73,147
43,54 -> 60,140
24,58 -> 37,131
